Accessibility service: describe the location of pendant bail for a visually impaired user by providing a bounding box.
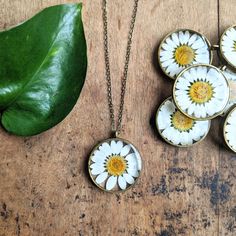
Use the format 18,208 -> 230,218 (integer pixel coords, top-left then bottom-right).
112,130 -> 119,138
211,44 -> 219,50
219,65 -> 227,71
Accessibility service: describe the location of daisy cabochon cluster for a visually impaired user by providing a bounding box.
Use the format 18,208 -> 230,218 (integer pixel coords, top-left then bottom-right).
156,26 -> 236,152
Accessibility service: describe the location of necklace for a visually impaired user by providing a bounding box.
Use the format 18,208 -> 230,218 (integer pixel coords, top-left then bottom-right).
88,0 -> 142,192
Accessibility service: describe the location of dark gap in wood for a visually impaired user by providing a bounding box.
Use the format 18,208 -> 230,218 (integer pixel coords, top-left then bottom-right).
217,0 -> 221,236
217,2 -> 221,236
217,0 -> 220,40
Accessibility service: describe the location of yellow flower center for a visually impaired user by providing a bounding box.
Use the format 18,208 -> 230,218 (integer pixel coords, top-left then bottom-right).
174,45 -> 195,66
234,41 -> 236,51
189,81 -> 213,104
106,156 -> 127,176
172,111 -> 194,131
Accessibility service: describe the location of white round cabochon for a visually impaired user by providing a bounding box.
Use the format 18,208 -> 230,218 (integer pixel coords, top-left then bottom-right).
158,29 -> 212,79
224,106 -> 236,153
173,65 -> 230,120
220,25 -> 236,69
88,138 -> 142,192
221,67 -> 236,115
156,97 -> 211,147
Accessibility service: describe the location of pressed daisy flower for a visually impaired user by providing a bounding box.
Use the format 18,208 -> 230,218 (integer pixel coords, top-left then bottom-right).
156,97 -> 210,147
224,107 -> 236,152
88,139 -> 142,192
173,65 -> 230,120
158,29 -> 212,79
220,26 -> 236,68
222,67 -> 236,115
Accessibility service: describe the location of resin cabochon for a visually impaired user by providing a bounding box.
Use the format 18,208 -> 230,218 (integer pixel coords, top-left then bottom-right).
220,25 -> 236,69
156,97 -> 211,147
224,107 -> 236,153
88,138 -> 142,192
173,65 -> 230,120
222,67 -> 236,115
158,29 -> 212,79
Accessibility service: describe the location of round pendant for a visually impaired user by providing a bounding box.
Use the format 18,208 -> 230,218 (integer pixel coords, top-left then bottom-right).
156,97 -> 211,147
220,25 -> 236,70
223,106 -> 236,153
221,67 -> 236,115
88,138 -> 142,192
173,64 -> 230,120
158,29 -> 212,80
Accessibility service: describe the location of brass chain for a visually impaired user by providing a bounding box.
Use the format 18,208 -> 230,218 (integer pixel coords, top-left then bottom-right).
102,0 -> 139,136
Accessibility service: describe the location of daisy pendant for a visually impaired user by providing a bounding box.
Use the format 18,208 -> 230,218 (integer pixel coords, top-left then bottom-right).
173,64 -> 230,120
88,138 -> 142,192
220,25 -> 236,69
158,29 -> 212,80
156,97 -> 210,147
224,106 -> 236,153
221,67 -> 236,115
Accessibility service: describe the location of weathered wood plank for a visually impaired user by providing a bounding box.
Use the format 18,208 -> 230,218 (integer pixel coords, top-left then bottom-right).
218,1 -> 236,235
0,0 -> 234,236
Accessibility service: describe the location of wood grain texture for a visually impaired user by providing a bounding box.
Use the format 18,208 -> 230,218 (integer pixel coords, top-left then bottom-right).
218,1 -> 236,235
0,0 -> 235,235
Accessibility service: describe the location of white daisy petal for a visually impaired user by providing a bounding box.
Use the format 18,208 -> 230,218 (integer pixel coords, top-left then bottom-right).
162,59 -> 175,68
192,38 -> 206,49
127,167 -> 139,178
187,103 -> 195,117
118,176 -> 127,190
106,176 -> 117,191
166,37 -> 178,48
130,145 -> 142,171
178,31 -> 185,44
176,94 -> 192,110
91,150 -> 106,163
161,100 -> 175,115
172,32 -> 180,45
196,46 -> 209,54
99,142 -> 112,156
195,55 -> 210,63
158,114 -> 170,130
160,50 -> 174,60
123,173 -> 135,185
125,153 -> 136,161
126,153 -> 138,168
96,172 -> 108,184
163,126 -> 176,142
165,63 -> 180,77
183,31 -> 190,44
90,163 -> 105,175
181,132 -> 192,145
188,34 -> 198,45
171,131 -> 181,145
111,140 -> 123,155
120,145 -> 131,156
175,81 -> 188,92
161,42 -> 173,51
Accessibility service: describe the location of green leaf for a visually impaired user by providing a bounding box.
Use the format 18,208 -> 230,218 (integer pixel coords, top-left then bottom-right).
0,3 -> 87,136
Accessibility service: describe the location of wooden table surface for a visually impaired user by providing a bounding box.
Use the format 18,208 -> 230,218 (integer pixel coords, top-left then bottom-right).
0,0 -> 236,235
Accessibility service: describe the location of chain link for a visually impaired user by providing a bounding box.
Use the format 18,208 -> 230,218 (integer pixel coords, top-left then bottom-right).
102,0 -> 139,136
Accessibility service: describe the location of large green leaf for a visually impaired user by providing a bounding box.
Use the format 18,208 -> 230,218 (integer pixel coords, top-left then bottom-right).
0,3 -> 87,136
